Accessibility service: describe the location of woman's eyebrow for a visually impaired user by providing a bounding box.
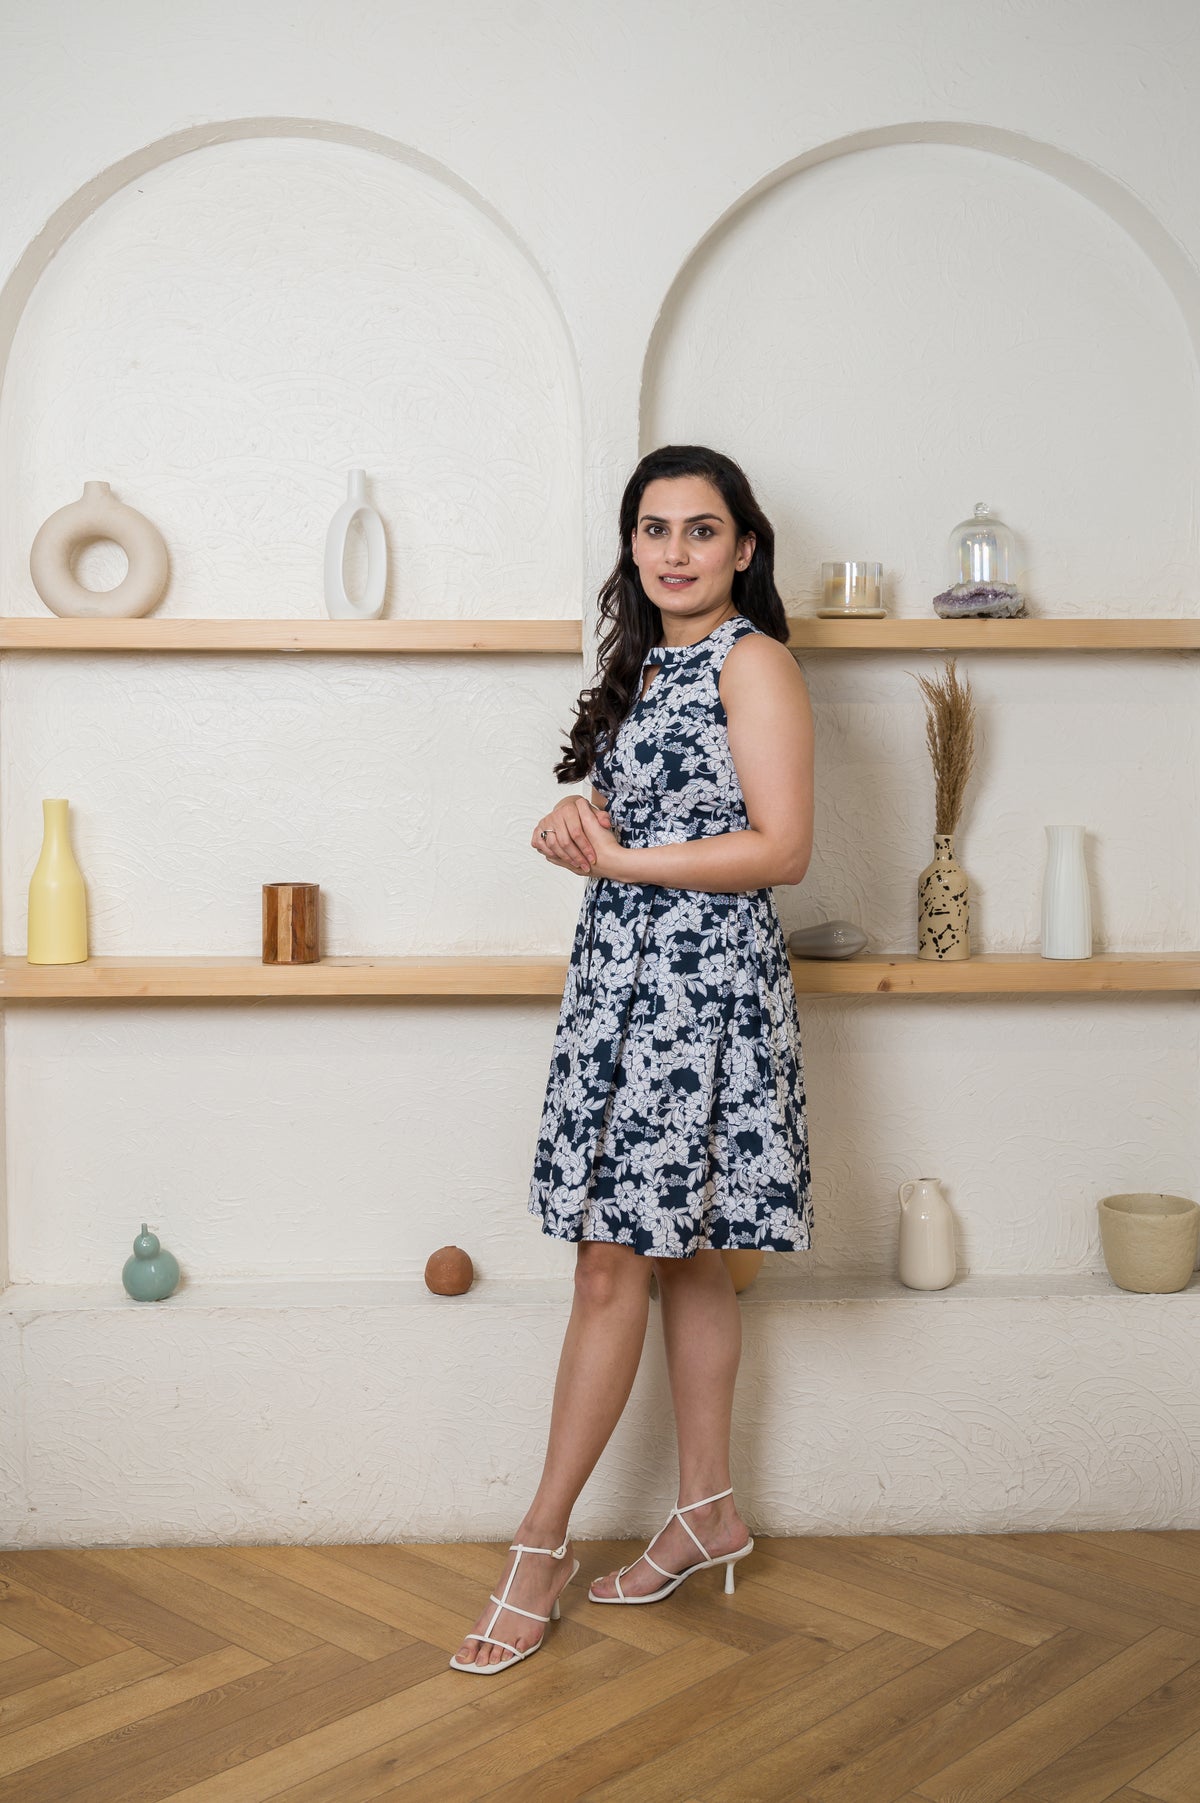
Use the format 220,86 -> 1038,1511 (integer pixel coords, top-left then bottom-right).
638,512 -> 723,524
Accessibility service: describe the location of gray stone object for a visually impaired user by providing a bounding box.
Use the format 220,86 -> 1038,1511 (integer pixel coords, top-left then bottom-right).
787,918 -> 868,958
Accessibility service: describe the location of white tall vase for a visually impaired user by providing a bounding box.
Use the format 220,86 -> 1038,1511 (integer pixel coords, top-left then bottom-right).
324,469 -> 387,619
1040,824 -> 1092,959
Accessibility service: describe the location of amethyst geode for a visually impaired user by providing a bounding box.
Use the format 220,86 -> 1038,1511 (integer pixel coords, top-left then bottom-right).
931,581 -> 1026,620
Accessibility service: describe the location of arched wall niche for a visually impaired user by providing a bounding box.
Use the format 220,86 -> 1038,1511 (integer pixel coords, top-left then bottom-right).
642,122 -> 1200,614
0,117 -> 584,617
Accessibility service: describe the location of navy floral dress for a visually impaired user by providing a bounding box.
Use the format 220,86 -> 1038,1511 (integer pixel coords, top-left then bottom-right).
527,612 -> 813,1258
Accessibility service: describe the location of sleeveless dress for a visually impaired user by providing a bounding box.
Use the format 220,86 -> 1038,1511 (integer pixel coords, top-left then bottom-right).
527,612 -> 813,1259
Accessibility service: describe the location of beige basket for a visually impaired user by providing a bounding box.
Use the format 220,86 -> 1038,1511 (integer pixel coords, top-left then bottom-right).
1098,1192 -> 1200,1293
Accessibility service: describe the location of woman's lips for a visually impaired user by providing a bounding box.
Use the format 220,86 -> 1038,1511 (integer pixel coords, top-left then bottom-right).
659,575 -> 696,587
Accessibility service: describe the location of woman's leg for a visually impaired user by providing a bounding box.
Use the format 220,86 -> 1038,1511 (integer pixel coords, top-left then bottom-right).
453,1238 -> 652,1666
589,1249 -> 750,1600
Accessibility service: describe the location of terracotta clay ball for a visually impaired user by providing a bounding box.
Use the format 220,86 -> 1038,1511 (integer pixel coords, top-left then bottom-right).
424,1245 -> 474,1295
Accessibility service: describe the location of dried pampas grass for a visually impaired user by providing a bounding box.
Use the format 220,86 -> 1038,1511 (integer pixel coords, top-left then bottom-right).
910,657 -> 977,836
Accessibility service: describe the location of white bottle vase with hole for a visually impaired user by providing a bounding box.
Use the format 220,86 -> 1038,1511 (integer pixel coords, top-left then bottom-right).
1040,824 -> 1092,959
324,469 -> 387,619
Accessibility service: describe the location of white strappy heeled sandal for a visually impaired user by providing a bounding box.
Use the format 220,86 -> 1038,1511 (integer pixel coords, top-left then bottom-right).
587,1485 -> 754,1605
449,1532 -> 581,1673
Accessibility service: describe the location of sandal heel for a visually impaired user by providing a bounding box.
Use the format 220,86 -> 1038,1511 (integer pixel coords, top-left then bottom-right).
587,1486 -> 753,1607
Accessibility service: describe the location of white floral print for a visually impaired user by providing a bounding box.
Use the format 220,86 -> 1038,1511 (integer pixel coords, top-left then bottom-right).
528,613 -> 812,1258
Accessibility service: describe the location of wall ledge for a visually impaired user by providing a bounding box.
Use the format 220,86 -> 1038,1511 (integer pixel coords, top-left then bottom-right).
2,1268 -> 1195,1315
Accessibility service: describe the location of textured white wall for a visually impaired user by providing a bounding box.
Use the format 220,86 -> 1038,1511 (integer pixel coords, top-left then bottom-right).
1,0 -> 1198,1544
1,136 -> 582,620
0,652 -> 584,958
5,1001 -> 571,1284
645,138 -> 1200,612
5,1280 -> 1197,1546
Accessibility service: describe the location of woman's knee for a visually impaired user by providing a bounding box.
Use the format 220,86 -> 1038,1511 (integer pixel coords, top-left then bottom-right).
574,1239 -> 651,1305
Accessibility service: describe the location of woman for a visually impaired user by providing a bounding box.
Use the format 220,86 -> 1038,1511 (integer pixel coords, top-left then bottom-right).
451,444 -> 814,1672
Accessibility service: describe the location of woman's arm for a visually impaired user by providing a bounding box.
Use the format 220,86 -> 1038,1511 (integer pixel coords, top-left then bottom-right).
601,635 -> 813,892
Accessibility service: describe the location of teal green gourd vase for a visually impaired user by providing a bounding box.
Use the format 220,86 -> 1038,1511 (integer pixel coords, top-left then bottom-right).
122,1222 -> 181,1300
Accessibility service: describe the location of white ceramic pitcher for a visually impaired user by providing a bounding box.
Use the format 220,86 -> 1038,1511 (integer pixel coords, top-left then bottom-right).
897,1177 -> 957,1290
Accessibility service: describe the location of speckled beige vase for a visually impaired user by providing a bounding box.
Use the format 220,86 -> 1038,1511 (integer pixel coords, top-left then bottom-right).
648,1248 -> 765,1302
720,1249 -> 765,1292
1098,1193 -> 1199,1293
917,832 -> 970,960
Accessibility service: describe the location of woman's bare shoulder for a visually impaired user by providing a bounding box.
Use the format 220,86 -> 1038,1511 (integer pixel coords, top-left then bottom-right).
720,628 -> 808,700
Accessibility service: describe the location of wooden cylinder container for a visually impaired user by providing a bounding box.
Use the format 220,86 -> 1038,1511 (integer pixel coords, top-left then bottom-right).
262,883 -> 320,964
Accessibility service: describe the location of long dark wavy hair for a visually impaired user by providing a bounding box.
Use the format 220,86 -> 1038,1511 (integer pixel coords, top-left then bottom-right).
554,444 -> 789,785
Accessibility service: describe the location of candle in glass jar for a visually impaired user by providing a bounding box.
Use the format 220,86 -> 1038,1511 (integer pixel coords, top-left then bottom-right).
821,560 -> 882,610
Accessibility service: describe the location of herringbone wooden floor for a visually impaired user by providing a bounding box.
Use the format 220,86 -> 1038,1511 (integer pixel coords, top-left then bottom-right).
0,1530 -> 1197,1800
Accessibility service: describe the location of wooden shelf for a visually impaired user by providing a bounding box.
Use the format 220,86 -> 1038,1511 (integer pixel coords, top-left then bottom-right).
0,616 -> 1197,652
0,954 -> 569,999
786,617 -> 1200,650
1,617 -> 1185,1000
0,951 -> 1195,1000
789,952 -> 1200,993
0,618 -> 583,653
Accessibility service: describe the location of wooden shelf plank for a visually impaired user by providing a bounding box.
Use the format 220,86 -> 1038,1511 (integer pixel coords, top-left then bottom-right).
789,951 -> 1200,992
0,616 -> 1198,652
0,951 -> 1196,999
0,954 -> 569,998
786,616 -> 1200,649
0,618 -> 583,652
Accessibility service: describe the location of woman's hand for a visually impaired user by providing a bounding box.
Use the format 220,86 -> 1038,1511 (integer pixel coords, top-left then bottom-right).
532,794 -> 616,876
573,804 -> 626,879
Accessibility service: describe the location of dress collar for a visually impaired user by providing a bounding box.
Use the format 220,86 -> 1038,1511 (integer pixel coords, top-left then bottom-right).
640,614 -> 742,668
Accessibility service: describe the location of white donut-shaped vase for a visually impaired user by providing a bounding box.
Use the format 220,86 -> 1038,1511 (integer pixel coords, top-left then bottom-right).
29,481 -> 169,619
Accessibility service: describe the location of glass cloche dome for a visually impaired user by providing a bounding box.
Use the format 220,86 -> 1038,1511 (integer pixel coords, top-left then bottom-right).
951,501 -> 1014,586
933,501 -> 1026,619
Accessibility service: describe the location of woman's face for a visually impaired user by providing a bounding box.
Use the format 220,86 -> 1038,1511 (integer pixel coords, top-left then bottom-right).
631,474 -> 754,625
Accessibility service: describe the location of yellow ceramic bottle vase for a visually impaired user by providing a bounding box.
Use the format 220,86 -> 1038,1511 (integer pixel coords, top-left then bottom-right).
27,798 -> 88,964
